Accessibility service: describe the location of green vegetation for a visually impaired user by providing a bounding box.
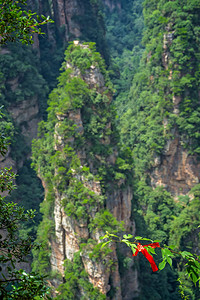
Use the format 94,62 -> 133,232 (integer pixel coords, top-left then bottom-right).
0,0 -> 53,45
102,232 -> 200,300
32,43 -> 132,297
56,252 -> 106,300
0,129 -> 49,299
110,1 -> 200,297
119,0 -> 200,175
1,0 -> 200,298
0,43 -> 48,108
105,0 -> 144,115
74,0 -> 110,64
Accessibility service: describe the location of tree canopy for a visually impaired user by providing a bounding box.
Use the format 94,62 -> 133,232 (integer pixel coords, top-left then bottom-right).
0,0 -> 53,45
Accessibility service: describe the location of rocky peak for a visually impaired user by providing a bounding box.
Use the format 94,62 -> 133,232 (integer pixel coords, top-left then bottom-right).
33,42 -> 138,299
149,14 -> 200,197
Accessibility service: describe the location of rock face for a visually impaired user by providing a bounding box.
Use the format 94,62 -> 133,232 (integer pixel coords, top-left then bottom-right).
52,0 -> 83,40
9,96 -> 40,145
51,45 -> 135,298
151,133 -> 200,196
102,0 -> 121,11
150,23 -> 200,197
0,96 -> 40,173
34,43 -> 139,299
37,0 -> 108,62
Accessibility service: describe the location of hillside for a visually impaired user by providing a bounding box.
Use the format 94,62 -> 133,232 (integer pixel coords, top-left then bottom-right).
0,0 -> 200,299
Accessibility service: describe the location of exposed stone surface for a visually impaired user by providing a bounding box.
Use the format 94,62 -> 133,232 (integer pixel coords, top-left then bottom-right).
106,187 -> 134,231
0,146 -> 16,174
103,0 -> 121,11
51,0 -> 83,41
151,132 -> 200,196
49,46 -> 137,299
150,25 -> 200,196
9,96 -> 40,144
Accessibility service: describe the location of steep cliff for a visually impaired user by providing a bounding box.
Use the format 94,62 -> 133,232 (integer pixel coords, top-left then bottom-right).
0,0 -> 110,173
0,0 -> 110,232
118,1 -> 200,297
102,0 -> 121,11
37,0 -> 109,69
148,1 -> 200,196
120,0 -> 200,194
0,43 -> 48,171
32,42 -> 139,299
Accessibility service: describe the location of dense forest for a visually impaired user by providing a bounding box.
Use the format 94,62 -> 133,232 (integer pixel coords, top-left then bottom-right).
0,0 -> 200,299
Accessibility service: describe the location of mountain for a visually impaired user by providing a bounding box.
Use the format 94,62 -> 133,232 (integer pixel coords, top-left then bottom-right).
32,41 -> 139,300
1,0 -> 200,299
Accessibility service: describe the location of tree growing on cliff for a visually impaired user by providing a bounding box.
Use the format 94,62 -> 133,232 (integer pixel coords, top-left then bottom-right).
0,101 -> 49,297
0,0 -> 53,45
0,0 -> 52,297
0,120 -> 50,298
102,232 -> 200,299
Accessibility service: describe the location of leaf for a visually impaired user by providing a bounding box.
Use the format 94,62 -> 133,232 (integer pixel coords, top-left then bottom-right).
121,239 -> 131,247
166,256 -> 172,267
100,233 -> 109,240
101,241 -> 111,249
135,236 -> 152,241
132,247 -> 137,255
123,234 -> 133,239
146,246 -> 156,255
108,233 -> 119,238
161,248 -> 173,258
159,260 -> 166,270
180,251 -> 194,258
167,244 -> 176,250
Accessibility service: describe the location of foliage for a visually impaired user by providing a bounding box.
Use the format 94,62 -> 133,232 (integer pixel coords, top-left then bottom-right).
132,180 -> 200,297
7,160 -> 44,239
74,0 -> 110,65
102,232 -> 200,299
0,43 -> 48,108
31,182 -> 55,276
56,252 -> 106,300
0,133 -> 50,299
0,0 -> 53,45
105,0 -> 144,116
119,0 -> 200,177
32,42 -> 133,297
110,1 -> 200,294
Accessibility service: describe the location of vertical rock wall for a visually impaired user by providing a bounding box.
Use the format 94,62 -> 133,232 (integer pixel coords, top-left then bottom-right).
150,22 -> 200,196
33,43 -> 139,299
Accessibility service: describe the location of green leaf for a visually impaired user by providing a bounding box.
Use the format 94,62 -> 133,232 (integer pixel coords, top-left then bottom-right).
161,248 -> 173,258
145,246 -> 156,255
167,245 -> 176,250
166,256 -> 172,267
121,239 -> 131,247
100,233 -> 109,240
101,241 -> 111,249
134,236 -> 152,241
159,260 -> 166,270
123,234 -> 133,239
180,251 -> 194,258
108,233 -> 118,238
132,247 -> 138,255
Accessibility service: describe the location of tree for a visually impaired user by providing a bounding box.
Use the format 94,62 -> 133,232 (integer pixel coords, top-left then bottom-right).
0,0 -> 53,45
0,126 -> 50,299
102,232 -> 200,299
0,1 -> 52,297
